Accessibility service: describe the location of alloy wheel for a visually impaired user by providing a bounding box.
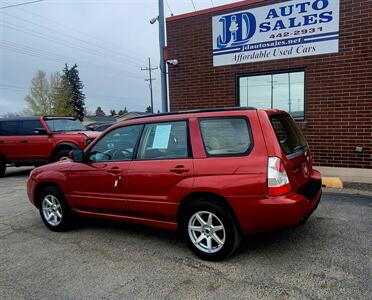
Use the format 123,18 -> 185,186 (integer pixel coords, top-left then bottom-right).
188,211 -> 226,254
42,194 -> 63,226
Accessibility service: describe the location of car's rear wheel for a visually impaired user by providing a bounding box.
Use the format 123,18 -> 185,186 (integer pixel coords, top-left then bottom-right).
0,157 -> 6,178
39,186 -> 74,231
183,201 -> 241,261
53,149 -> 71,162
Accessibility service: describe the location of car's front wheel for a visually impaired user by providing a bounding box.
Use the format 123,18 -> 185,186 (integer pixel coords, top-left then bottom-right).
39,186 -> 74,231
183,201 -> 241,261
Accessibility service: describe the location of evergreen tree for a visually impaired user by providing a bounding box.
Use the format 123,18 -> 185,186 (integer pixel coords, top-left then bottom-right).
146,106 -> 152,113
25,70 -> 52,115
110,109 -> 116,116
95,106 -> 106,116
63,64 -> 85,120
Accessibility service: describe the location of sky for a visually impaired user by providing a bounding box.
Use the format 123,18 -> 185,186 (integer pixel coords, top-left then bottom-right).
0,0 -> 239,116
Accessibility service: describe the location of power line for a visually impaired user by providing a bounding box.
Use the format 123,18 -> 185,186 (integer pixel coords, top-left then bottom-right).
0,84 -> 147,102
14,4 -> 146,64
165,0 -> 173,16
141,58 -> 158,113
190,0 -> 196,11
1,21 -> 143,69
3,12 -> 145,67
0,42 -> 144,81
0,0 -> 44,10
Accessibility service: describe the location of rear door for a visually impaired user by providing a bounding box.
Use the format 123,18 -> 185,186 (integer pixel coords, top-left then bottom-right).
269,114 -> 312,191
0,121 -> 20,161
126,120 -> 193,222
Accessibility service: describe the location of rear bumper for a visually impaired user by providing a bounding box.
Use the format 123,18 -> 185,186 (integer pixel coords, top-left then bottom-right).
230,171 -> 322,234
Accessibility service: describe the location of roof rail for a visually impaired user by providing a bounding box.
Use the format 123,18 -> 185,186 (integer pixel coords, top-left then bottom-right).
128,106 -> 256,121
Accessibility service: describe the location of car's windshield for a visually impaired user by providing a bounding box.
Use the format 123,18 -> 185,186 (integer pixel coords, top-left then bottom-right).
45,119 -> 86,132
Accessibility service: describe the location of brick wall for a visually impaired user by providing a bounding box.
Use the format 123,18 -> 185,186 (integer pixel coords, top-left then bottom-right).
166,0 -> 372,169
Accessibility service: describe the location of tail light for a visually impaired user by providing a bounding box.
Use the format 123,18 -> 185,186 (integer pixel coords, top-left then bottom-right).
267,157 -> 291,196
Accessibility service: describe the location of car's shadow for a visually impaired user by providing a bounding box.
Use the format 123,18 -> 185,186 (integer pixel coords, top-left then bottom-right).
74,214 -> 324,261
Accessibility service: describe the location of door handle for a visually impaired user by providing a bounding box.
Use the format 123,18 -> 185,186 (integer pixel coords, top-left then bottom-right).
20,140 -> 28,144
108,167 -> 122,175
170,165 -> 190,174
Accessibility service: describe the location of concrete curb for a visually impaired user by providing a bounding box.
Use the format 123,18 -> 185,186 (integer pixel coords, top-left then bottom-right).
322,177 -> 343,189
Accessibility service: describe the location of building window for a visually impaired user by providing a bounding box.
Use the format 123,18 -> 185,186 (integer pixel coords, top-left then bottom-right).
238,71 -> 305,119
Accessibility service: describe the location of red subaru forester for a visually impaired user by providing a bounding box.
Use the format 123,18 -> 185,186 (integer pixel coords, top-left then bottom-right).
27,108 -> 322,261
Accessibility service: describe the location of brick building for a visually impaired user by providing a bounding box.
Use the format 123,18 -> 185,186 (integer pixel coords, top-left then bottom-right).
166,0 -> 372,171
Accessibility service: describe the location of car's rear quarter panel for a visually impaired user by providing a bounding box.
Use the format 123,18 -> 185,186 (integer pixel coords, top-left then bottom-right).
191,111 -> 269,233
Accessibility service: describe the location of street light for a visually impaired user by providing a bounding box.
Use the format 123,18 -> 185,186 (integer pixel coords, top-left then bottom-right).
150,16 -> 159,24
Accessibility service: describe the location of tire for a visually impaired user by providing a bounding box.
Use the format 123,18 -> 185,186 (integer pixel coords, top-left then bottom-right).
0,157 -> 6,178
52,149 -> 71,162
38,186 -> 74,232
182,200 -> 241,261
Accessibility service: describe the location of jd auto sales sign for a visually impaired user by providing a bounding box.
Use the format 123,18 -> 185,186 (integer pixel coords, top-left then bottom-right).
212,0 -> 340,66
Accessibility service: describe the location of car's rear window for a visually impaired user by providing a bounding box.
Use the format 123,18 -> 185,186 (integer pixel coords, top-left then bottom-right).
270,114 -> 307,155
199,117 -> 252,157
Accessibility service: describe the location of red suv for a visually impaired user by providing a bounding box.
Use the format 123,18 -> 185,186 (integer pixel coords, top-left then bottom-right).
27,108 -> 322,261
0,116 -> 99,177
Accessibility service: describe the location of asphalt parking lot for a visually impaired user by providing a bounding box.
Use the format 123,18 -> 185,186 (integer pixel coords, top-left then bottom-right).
0,167 -> 371,299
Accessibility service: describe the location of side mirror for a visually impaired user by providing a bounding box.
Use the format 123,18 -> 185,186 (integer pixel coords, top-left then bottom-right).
34,128 -> 48,135
69,149 -> 85,163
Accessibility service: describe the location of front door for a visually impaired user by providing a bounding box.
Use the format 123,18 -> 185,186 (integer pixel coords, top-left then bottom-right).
126,120 -> 193,222
68,124 -> 143,215
18,120 -> 52,160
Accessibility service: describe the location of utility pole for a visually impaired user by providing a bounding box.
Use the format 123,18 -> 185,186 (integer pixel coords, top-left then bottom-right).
141,57 -> 158,113
158,0 -> 168,112
270,75 -> 274,109
288,73 -> 292,113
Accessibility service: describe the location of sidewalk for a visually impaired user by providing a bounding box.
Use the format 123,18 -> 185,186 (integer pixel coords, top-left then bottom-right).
316,166 -> 372,184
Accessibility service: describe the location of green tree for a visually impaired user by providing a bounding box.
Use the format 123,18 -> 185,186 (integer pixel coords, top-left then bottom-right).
49,72 -> 73,116
110,109 -> 116,116
146,106 -> 152,113
63,64 -> 85,120
25,70 -> 53,115
118,107 -> 128,115
95,106 -> 106,116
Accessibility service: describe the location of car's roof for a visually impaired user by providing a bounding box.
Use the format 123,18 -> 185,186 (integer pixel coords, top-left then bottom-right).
119,107 -> 255,124
0,116 -> 41,122
0,116 -> 78,122
112,107 -> 289,127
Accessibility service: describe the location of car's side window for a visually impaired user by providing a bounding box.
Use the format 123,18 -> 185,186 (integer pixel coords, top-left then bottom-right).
19,120 -> 44,135
137,121 -> 189,160
199,117 -> 252,157
0,121 -> 20,136
89,125 -> 143,162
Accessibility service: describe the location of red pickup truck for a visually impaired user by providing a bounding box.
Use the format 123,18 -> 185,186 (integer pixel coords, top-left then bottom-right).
0,116 -> 100,177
